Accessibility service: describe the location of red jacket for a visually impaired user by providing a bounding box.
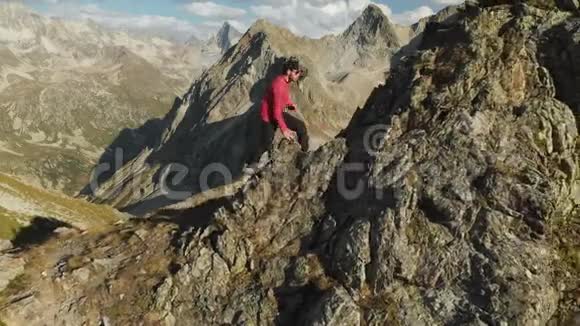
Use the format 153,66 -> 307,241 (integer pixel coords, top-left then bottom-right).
260,75 -> 294,133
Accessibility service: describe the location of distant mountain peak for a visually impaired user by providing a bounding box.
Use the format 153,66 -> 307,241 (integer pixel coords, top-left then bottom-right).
342,3 -> 400,48
204,21 -> 242,54
0,1 -> 38,21
364,3 -> 388,17
0,1 -> 29,12
219,21 -> 233,33
215,21 -> 242,52
185,34 -> 202,47
247,19 -> 279,35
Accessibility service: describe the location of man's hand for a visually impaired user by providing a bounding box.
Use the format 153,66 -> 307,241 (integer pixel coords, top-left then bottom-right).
282,129 -> 296,142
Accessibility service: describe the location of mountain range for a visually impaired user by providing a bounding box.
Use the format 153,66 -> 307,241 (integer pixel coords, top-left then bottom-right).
85,4 -> 414,214
1,1 -> 580,325
0,2 -> 241,195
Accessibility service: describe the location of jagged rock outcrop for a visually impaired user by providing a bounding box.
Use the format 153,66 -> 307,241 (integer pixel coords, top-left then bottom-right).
213,22 -> 243,54
85,6 -> 407,214
342,4 -> 400,47
412,3 -> 464,35
2,2 -> 580,325
538,17 -> 580,122
338,4 -> 402,67
195,22 -> 243,67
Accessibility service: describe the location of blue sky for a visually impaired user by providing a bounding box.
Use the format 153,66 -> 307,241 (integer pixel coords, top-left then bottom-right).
24,0 -> 463,40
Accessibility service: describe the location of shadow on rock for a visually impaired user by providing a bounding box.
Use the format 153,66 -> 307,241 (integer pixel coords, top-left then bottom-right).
537,18 -> 580,128
80,55 -> 289,215
147,195 -> 234,231
272,257 -> 327,326
78,97 -> 181,197
11,217 -> 74,249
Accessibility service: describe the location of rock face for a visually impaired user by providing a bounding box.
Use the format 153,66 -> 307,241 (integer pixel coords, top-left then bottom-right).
339,4 -> 402,67
538,17 -> 580,123
85,7 -> 407,214
343,4 -> 400,47
1,2 -> 580,325
192,22 -> 243,69
213,22 -> 243,54
0,2 -> 217,194
412,3 -> 464,35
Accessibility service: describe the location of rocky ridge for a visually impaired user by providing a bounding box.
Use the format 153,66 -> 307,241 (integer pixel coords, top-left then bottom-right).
1,1 -> 580,325
86,5 -> 410,214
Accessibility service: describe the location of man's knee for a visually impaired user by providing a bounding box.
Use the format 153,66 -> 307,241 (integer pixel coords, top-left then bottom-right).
283,112 -> 310,151
284,112 -> 305,131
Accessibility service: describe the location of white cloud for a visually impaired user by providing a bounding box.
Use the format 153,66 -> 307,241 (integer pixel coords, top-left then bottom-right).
431,0 -> 464,4
250,0 -> 389,38
373,3 -> 392,16
201,19 -> 249,33
184,1 -> 246,19
247,0 -> 433,37
34,2 -> 213,41
390,5 -> 434,25
226,20 -> 248,32
20,0 -> 442,41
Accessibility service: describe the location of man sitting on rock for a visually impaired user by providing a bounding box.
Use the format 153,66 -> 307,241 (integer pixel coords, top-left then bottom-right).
247,57 -> 309,171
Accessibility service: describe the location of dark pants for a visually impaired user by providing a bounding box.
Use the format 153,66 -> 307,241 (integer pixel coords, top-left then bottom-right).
256,120 -> 276,161
283,111 -> 309,152
249,111 -> 309,165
